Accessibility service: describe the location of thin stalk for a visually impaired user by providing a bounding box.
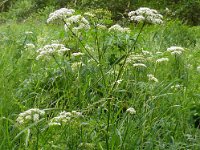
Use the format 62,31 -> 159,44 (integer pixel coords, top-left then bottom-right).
35,126 -> 39,150
65,25 -> 99,64
94,24 -> 107,92
121,116 -> 129,149
106,98 -> 111,150
52,54 -> 65,74
111,22 -> 145,92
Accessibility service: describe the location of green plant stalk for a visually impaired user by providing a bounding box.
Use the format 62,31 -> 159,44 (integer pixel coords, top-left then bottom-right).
64,24 -> 99,64
121,116 -> 129,149
52,54 -> 65,74
94,24 -> 107,93
111,22 -> 145,92
106,98 -> 111,150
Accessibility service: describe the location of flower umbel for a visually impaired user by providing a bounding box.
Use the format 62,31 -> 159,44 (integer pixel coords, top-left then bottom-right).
64,15 -> 90,33
128,7 -> 163,24
167,46 -> 184,55
36,43 -> 70,60
47,8 -> 75,23
16,108 -> 45,124
108,24 -> 130,33
49,110 -> 82,126
126,107 -> 136,115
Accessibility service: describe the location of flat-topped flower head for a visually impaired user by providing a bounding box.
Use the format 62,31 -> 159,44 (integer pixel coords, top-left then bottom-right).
167,46 -> 184,55
109,24 -> 130,33
96,24 -> 107,29
72,52 -> 85,57
47,8 -> 75,23
126,107 -> 136,115
64,15 -> 90,33
156,57 -> 169,63
25,43 -> 35,49
49,110 -> 82,126
147,74 -> 158,82
84,12 -> 95,18
36,43 -> 70,60
16,108 -> 45,125
133,63 -> 147,68
128,7 -> 163,24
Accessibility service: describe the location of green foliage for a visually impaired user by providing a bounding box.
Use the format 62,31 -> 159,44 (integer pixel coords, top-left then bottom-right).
175,0 -> 200,26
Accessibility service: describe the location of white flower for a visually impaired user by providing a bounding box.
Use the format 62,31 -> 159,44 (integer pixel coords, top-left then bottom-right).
78,143 -> 95,149
156,58 -> 169,63
128,7 -> 163,24
25,31 -> 33,35
64,15 -> 90,33
167,46 -> 184,55
142,50 -> 152,55
133,63 -> 147,68
25,43 -> 35,49
71,111 -> 82,117
109,24 -> 130,33
72,52 -> 84,57
130,15 -> 145,22
49,122 -> 61,126
126,107 -> 136,115
71,62 -> 85,71
25,115 -> 32,120
48,110 -> 82,126
197,66 -> 200,73
156,51 -> 163,55
171,84 -> 183,90
36,43 -> 70,60
33,114 -> 39,122
47,8 -> 75,23
16,108 -> 45,124
167,46 -> 184,52
147,74 -> 158,82
127,54 -> 145,64
96,24 -> 107,29
84,12 -> 95,17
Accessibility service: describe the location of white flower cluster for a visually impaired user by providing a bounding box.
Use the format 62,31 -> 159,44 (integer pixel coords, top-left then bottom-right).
78,143 -> 95,149
127,54 -> 145,64
171,84 -> 183,90
156,57 -> 169,63
128,7 -> 163,24
25,43 -> 35,49
126,107 -> 136,115
142,50 -> 152,56
71,62 -> 85,71
197,66 -> 200,73
147,74 -> 158,82
133,63 -> 147,68
108,24 -> 130,33
96,24 -> 107,29
36,44 -> 70,60
72,52 -> 85,57
84,12 -> 95,17
167,46 -> 184,55
49,111 -> 82,126
25,31 -> 33,35
16,108 -> 45,124
64,15 -> 90,33
47,8 -> 75,23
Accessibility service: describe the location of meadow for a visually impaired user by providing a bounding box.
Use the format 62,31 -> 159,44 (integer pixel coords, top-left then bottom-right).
0,6 -> 200,150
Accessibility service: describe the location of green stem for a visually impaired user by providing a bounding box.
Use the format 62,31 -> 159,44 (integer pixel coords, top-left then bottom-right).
106,98 -> 111,150
111,22 -> 145,92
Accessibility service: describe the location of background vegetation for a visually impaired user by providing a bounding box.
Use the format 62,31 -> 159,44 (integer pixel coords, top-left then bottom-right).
1,0 -> 200,25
